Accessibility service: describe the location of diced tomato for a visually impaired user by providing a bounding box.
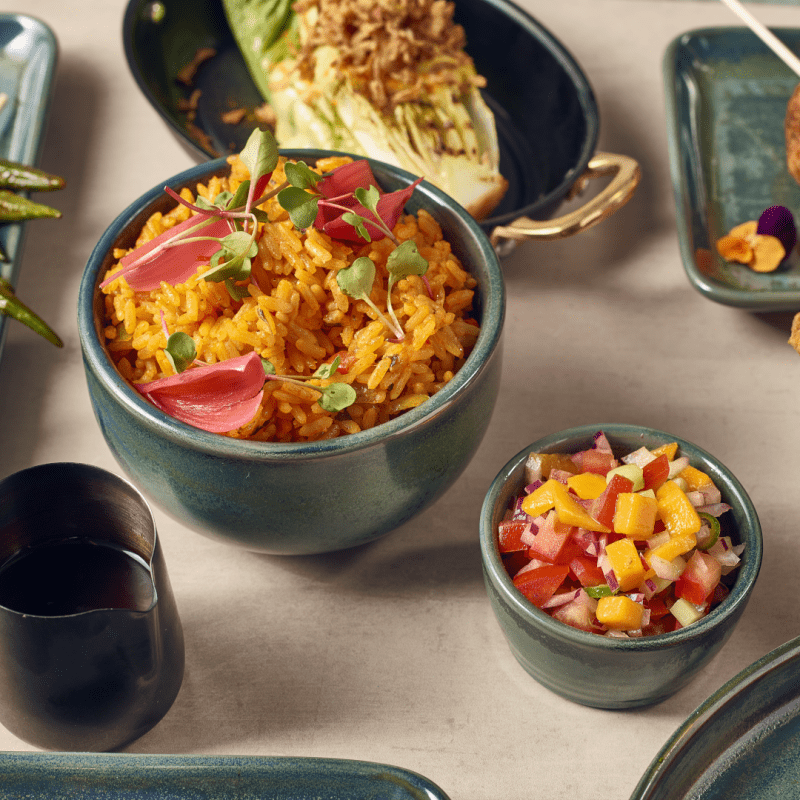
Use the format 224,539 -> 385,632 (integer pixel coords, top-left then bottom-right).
642,454 -> 670,491
643,615 -> 680,636
526,512 -> 575,563
569,556 -> 606,587
497,520 -> 530,553
553,537 -> 585,566
675,550 -> 723,605
502,551 -> 530,577
512,564 -> 570,608
710,582 -> 730,605
590,473 -> 634,530
644,595 -> 670,620
578,449 -> 618,476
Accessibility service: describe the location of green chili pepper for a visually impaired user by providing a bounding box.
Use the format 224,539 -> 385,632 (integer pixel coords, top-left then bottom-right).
0,158 -> 65,192
0,277 -> 62,347
697,512 -> 720,551
585,584 -> 615,599
0,190 -> 61,221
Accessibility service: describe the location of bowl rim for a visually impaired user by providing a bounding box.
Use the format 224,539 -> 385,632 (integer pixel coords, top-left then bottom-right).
479,423 -> 763,652
78,151 -> 506,462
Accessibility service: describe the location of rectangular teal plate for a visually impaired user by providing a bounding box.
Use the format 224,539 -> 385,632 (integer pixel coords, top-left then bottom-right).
0,753 -> 451,799
0,14 -> 58,362
664,26 -> 800,311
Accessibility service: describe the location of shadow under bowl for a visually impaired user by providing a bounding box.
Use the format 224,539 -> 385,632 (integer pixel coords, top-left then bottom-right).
479,423 -> 762,709
78,152 -> 505,555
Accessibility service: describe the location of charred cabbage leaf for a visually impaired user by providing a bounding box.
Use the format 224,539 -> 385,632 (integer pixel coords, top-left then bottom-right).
221,0 -> 508,219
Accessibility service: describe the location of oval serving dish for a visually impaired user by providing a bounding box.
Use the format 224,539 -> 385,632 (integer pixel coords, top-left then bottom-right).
122,0 -> 639,246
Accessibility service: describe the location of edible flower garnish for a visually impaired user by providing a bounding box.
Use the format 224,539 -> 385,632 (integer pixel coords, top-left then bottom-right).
715,205 -> 797,272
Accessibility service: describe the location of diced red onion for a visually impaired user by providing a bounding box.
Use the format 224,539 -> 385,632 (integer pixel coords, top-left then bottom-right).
549,469 -> 572,485
696,503 -> 731,517
525,480 -> 543,494
686,490 -> 705,507
520,523 -> 537,546
593,430 -> 614,453
699,485 -> 722,505
650,555 -> 683,581
622,446 -> 656,468
542,589 -> 581,609
667,456 -> 690,479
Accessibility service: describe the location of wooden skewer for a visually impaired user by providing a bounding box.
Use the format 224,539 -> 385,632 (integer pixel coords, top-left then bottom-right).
720,0 -> 800,78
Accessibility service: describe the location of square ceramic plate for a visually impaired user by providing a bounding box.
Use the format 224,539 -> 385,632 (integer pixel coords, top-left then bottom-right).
664,26 -> 800,311
0,753 -> 452,799
0,14 -> 58,362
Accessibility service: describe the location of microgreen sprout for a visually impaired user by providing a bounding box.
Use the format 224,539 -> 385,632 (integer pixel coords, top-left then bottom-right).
160,310 -> 197,374
336,257 -> 404,340
260,356 -> 357,412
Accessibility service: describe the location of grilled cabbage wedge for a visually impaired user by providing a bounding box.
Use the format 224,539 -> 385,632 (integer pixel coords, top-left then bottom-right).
222,0 -> 508,219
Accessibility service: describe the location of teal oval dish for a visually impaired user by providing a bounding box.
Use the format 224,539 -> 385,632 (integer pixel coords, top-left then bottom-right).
479,423 -> 762,709
664,26 -> 800,311
78,152 -> 505,555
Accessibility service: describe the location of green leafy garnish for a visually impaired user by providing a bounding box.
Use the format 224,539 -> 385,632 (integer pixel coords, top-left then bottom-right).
165,331 -> 196,374
258,354 -> 356,411
318,382 -> 357,412
277,186 -> 320,229
336,257 -> 404,340
283,161 -> 322,189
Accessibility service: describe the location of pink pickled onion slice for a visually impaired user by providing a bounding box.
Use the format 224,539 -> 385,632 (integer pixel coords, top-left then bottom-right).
315,177 -> 424,243
316,160 -> 378,199
136,351 -> 265,433
101,214 -> 231,291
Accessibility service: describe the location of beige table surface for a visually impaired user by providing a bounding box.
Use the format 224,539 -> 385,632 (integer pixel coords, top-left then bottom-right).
2,0 -> 800,797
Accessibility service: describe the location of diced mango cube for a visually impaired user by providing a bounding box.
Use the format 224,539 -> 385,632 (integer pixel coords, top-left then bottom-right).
605,537 -> 646,591
613,492 -> 658,538
596,595 -> 645,630
656,480 -> 702,537
550,480 -> 610,532
567,472 -> 607,500
651,442 -> 678,460
678,465 -> 713,491
521,481 -> 555,518
646,531 -> 697,564
522,479 -> 609,532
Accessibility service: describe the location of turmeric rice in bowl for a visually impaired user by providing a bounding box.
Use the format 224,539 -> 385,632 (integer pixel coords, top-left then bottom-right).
79,147 -> 505,554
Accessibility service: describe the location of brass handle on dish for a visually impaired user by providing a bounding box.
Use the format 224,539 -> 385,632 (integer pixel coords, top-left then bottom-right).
489,151 -> 641,248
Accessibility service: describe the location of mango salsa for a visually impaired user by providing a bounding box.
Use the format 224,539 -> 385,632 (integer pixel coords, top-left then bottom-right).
497,431 -> 743,638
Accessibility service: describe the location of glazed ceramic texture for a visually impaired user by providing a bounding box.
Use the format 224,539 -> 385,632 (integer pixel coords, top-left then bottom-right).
0,463 -> 184,751
0,753 -> 451,799
78,153 -> 505,555
479,423 -> 762,710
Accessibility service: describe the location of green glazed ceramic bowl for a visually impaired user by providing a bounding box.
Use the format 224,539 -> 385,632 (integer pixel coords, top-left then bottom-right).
78,152 -> 505,555
479,424 -> 762,709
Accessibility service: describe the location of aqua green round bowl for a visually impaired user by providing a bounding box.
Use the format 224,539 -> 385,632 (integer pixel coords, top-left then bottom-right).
479,423 -> 762,709
78,152 -> 505,555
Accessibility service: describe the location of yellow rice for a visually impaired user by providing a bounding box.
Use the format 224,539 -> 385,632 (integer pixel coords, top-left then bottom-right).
100,155 -> 481,442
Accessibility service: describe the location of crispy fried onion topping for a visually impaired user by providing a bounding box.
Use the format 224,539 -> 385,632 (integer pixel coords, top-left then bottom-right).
290,0 -> 485,111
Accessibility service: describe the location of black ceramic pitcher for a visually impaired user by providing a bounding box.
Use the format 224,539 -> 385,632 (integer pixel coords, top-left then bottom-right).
0,462 -> 184,751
